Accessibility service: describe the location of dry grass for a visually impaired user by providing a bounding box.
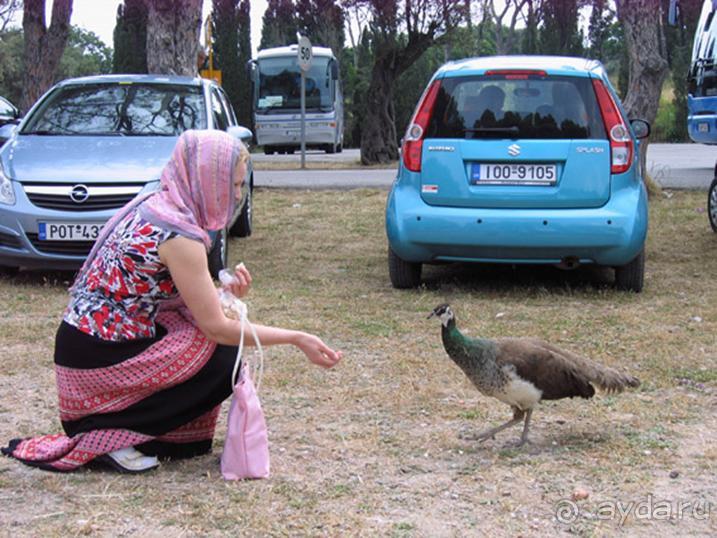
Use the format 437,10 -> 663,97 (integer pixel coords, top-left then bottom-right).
0,189 -> 716,537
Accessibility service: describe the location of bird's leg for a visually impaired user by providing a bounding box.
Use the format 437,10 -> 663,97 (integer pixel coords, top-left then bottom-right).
464,408 -> 525,443
514,408 -> 533,447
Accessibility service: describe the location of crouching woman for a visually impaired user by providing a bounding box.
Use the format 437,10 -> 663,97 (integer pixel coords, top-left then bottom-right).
2,130 -> 342,473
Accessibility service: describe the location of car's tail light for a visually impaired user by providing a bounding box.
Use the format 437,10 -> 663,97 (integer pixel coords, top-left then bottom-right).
484,69 -> 547,79
592,79 -> 633,174
402,80 -> 441,172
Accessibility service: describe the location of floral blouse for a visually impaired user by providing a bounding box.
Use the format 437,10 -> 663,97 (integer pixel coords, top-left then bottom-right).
64,209 -> 179,341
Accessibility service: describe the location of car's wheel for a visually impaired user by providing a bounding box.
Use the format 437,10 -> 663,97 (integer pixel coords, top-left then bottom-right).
708,176 -> 717,232
614,249 -> 645,292
388,247 -> 422,289
208,226 -> 228,279
229,181 -> 252,238
325,143 -> 336,154
287,148 -> 295,155
336,142 -> 343,153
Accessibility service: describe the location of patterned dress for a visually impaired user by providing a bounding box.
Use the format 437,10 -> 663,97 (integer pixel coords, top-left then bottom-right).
2,208 -> 237,471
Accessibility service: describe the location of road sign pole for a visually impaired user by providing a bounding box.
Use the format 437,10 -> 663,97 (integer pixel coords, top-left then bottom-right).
301,71 -> 306,169
297,34 -> 312,171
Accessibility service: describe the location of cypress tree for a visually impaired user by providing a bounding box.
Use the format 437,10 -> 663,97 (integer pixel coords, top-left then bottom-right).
112,0 -> 147,74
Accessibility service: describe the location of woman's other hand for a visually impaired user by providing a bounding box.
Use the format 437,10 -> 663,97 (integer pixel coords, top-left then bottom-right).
294,333 -> 343,369
227,262 -> 252,298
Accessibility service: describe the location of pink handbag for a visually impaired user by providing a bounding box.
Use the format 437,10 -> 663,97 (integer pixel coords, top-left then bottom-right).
219,271 -> 270,480
220,363 -> 270,480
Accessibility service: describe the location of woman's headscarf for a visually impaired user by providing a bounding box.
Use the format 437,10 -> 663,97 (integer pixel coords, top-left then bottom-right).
140,129 -> 244,248
71,130 -> 245,292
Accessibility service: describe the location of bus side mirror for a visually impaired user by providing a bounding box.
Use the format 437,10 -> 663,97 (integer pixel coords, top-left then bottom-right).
246,60 -> 257,81
331,61 -> 339,81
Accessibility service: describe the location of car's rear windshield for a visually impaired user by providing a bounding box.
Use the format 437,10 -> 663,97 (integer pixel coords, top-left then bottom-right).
426,74 -> 606,140
22,83 -> 207,136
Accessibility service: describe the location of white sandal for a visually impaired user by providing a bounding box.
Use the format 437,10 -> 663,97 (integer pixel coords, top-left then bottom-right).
96,446 -> 159,473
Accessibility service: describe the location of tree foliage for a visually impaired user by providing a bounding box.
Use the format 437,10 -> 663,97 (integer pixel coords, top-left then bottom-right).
260,0 -> 296,49
113,0 -> 148,74
211,0 -> 253,128
296,0 -> 345,57
346,0 -> 463,164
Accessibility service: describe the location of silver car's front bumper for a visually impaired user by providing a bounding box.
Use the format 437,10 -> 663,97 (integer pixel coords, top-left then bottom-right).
0,180 -> 158,270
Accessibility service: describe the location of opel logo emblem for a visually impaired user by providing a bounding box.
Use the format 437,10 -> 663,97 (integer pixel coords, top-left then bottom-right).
70,184 -> 90,204
508,144 -> 521,157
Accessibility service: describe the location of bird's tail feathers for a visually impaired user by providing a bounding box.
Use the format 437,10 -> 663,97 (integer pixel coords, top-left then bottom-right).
539,341 -> 640,394
582,362 -> 640,394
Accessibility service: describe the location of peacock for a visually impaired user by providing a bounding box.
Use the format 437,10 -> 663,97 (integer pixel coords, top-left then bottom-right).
428,303 -> 640,446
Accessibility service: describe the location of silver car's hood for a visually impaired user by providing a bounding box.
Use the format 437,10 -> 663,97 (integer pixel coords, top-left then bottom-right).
4,135 -> 178,183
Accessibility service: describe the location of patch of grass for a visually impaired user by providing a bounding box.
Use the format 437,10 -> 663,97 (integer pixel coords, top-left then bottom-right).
0,190 -> 716,536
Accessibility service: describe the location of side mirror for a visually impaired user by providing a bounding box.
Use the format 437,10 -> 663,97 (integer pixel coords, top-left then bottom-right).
227,125 -> 254,146
0,123 -> 18,146
246,60 -> 257,81
331,60 -> 339,80
630,118 -> 651,139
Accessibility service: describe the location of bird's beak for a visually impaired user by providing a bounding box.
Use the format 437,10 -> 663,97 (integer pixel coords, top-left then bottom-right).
427,311 -> 436,319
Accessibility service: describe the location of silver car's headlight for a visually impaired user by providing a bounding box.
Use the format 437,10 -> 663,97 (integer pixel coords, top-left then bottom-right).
0,162 -> 15,205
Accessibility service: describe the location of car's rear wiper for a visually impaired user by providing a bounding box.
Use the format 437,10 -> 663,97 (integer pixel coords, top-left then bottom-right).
464,126 -> 520,137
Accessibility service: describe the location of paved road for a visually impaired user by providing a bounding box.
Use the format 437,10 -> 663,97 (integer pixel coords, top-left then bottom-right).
253,144 -> 715,190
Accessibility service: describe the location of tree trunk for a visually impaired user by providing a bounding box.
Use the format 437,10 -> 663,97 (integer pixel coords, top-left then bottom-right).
21,0 -> 73,111
145,0 -> 202,76
616,0 -> 669,177
361,63 -> 399,164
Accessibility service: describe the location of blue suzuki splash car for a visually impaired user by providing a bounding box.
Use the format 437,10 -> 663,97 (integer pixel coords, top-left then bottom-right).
386,56 -> 650,291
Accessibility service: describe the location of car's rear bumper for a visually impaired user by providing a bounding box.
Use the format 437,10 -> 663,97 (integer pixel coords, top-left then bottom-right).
386,174 -> 648,267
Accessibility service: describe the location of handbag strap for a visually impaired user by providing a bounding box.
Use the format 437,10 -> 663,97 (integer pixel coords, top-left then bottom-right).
227,295 -> 264,392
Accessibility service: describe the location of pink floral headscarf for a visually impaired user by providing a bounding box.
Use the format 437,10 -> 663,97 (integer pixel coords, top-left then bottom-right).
139,129 -> 243,248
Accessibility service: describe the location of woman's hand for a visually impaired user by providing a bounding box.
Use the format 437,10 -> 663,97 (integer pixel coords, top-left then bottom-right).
227,262 -> 252,298
294,332 -> 343,369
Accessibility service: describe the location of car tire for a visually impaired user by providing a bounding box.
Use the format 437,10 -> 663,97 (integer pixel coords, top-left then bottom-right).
336,142 -> 343,153
614,249 -> 645,292
388,247 -> 422,289
325,143 -> 336,154
708,176 -> 717,233
229,182 -> 252,238
208,226 -> 228,280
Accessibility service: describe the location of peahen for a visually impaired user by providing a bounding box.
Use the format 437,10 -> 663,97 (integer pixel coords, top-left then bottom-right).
428,303 -> 640,446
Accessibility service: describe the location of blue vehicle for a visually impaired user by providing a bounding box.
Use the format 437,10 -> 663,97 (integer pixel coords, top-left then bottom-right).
0,74 -> 254,276
386,56 -> 651,291
670,0 -> 717,231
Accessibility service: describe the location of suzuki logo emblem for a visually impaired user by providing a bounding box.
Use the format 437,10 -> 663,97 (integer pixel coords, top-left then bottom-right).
508,144 -> 521,157
70,184 -> 90,204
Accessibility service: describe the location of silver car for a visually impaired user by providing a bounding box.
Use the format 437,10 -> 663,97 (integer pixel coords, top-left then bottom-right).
0,74 -> 253,276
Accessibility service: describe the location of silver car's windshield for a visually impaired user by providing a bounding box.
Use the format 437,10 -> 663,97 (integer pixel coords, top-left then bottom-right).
22,83 -> 207,136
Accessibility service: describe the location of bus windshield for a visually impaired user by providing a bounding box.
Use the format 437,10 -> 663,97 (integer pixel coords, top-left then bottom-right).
256,56 -> 334,113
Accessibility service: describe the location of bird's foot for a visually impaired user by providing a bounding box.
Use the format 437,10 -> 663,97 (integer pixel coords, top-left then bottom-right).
458,429 -> 501,443
504,437 -> 531,449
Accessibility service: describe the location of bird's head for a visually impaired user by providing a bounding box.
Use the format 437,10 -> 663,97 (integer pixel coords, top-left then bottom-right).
427,303 -> 455,327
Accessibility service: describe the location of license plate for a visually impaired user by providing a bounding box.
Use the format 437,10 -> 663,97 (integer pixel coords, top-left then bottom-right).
470,163 -> 557,186
38,222 -> 104,241
698,123 -> 709,133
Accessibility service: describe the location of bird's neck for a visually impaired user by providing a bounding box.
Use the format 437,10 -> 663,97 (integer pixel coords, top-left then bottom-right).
441,320 -> 496,369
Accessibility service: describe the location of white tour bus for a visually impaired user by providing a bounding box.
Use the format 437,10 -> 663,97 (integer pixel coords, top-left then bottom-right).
249,45 -> 344,154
